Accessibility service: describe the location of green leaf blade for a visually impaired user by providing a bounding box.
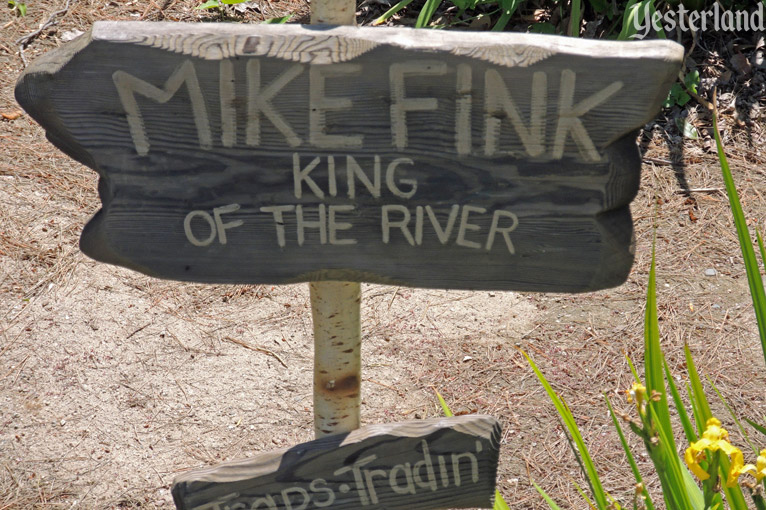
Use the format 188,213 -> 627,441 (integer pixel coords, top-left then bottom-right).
604,395 -> 656,510
712,105 -> 766,367
522,350 -> 610,510
415,0 -> 442,28
494,490 -> 511,510
745,417 -> 766,437
195,0 -> 222,9
532,482 -> 563,510
644,238 -> 675,449
372,0 -> 415,25
262,14 -> 292,23
664,357 -> 697,444
434,389 -> 454,417
569,0 -> 582,37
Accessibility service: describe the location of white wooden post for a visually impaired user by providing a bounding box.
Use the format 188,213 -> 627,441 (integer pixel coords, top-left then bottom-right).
309,0 -> 359,441
310,281 -> 361,437
311,0 -> 356,25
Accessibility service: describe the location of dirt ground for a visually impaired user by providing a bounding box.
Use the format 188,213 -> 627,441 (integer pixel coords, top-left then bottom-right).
1,1 -> 766,509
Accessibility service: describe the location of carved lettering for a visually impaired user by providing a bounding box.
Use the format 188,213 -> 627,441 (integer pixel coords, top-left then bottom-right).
113,60 -> 211,156
247,59 -> 304,147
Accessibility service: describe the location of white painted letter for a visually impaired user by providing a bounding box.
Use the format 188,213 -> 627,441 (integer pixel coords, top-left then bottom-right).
329,205 -> 356,245
113,60 -> 211,156
451,451 -> 479,486
437,455 -> 450,488
455,64 -> 473,156
184,210 -> 216,247
333,454 -> 376,506
486,210 -> 518,254
415,206 -> 423,245
381,205 -> 415,246
220,59 -> 236,147
386,158 -> 417,199
281,487 -> 310,510
247,59 -> 304,147
346,155 -> 381,199
212,203 -> 243,245
310,64 -> 363,149
293,154 -> 325,199
552,70 -> 623,162
296,204 -> 327,246
484,70 -> 546,157
456,205 -> 486,249
309,479 -> 335,508
260,205 -> 295,247
426,205 -> 459,244
389,463 -> 416,495
363,468 -> 389,505
413,440 -> 438,491
328,155 -> 337,197
390,61 -> 447,149
249,495 -> 277,510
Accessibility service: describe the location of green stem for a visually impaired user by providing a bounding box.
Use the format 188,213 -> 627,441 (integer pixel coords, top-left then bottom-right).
703,450 -> 721,509
491,8 -> 513,31
372,0 -> 415,25
750,488 -> 766,510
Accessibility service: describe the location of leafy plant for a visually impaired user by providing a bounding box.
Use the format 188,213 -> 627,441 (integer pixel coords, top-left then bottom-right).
664,70 -> 700,108
373,0 -> 765,35
617,0 -> 667,40
263,14 -> 293,23
712,91 -> 766,368
676,117 -> 700,139
196,0 -> 249,11
523,97 -> 766,508
8,0 -> 26,16
525,249 -> 766,508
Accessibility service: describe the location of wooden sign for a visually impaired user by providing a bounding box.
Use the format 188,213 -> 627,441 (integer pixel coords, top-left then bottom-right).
16,22 -> 683,292
171,415 -> 501,510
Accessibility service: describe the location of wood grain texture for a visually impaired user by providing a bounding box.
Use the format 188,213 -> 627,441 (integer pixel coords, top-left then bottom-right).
171,415 -> 501,510
15,22 -> 684,292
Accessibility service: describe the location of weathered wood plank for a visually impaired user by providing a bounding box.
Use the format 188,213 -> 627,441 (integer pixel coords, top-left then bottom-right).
15,22 -> 684,291
171,415 -> 501,510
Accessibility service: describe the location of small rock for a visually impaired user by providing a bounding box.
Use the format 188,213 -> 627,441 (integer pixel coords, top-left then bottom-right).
705,268 -> 717,276
469,15 -> 491,30
731,53 -> 752,76
61,30 -> 84,42
712,304 -> 722,309
1,110 -> 23,120
233,1 -> 260,13
462,356 -> 473,362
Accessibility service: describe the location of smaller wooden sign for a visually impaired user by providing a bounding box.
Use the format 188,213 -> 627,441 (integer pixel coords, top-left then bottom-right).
172,415 -> 501,510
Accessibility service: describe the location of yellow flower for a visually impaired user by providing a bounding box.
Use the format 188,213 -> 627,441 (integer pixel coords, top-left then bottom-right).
684,417 -> 745,487
737,449 -> 766,483
626,382 -> 647,410
756,449 -> 766,481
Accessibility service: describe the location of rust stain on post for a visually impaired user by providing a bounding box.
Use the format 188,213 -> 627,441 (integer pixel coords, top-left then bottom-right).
317,374 -> 360,398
